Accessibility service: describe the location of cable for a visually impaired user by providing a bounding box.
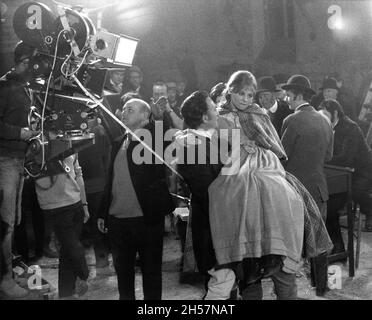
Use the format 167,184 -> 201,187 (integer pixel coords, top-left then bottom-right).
71,74 -> 184,180
26,30 -> 66,178
61,50 -> 89,78
60,46 -> 73,77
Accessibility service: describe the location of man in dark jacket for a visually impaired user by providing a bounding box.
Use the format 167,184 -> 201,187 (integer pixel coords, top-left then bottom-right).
256,76 -> 293,136
97,98 -> 175,300
281,75 -> 334,296
0,41 -> 39,298
282,75 -> 334,219
174,91 -> 236,300
319,99 -> 372,253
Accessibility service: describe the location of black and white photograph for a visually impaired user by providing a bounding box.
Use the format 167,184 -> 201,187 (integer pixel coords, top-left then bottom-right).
1,0 -> 372,306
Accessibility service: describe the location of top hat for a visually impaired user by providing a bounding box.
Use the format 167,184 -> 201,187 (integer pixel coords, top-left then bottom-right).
256,76 -> 280,94
282,74 -> 316,95
320,77 -> 339,90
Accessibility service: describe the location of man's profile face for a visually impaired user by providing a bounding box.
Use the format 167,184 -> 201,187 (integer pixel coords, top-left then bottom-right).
121,101 -> 146,129
286,90 -> 298,110
129,71 -> 142,88
258,91 -> 275,110
204,97 -> 218,129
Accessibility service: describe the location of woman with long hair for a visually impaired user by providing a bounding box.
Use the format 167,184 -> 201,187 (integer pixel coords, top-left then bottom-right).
207,70 -> 325,299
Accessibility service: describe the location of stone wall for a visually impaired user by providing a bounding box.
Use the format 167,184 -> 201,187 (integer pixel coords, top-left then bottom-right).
1,0 -> 371,95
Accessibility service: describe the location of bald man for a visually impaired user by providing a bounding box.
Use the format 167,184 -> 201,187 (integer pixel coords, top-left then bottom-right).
98,99 -> 175,300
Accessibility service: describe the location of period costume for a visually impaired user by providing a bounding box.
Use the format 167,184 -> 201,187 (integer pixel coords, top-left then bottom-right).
281,74 -> 334,296
209,104 -> 304,274
255,76 -> 293,136
281,104 -> 334,217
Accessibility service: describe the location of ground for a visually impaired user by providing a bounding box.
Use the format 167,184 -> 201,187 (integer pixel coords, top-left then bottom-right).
4,215 -> 372,300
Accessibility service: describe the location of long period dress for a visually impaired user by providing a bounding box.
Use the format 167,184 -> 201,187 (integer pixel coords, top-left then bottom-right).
208,105 -> 304,273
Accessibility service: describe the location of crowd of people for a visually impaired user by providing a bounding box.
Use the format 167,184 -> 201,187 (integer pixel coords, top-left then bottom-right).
1,41 -> 372,300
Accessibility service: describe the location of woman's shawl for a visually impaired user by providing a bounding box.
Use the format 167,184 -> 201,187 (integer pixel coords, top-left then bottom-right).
219,103 -> 287,160
218,104 -> 333,259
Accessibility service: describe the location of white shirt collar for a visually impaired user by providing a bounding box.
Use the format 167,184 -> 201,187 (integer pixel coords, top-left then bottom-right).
295,102 -> 309,111
269,100 -> 278,113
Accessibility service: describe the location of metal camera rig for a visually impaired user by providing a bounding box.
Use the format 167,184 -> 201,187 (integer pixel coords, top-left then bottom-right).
12,1 -> 139,177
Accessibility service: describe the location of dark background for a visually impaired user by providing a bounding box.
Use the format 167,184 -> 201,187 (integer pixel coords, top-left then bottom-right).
1,0 -> 372,95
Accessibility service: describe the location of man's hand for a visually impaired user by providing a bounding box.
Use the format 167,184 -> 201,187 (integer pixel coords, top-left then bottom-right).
20,127 -> 39,141
97,218 -> 107,234
150,96 -> 168,120
83,206 -> 90,224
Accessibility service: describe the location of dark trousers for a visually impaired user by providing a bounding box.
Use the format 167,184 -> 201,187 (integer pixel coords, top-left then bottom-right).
326,193 -> 347,252
85,192 -> 109,266
108,216 -> 164,300
15,179 -> 46,261
45,202 -> 89,298
240,270 -> 297,300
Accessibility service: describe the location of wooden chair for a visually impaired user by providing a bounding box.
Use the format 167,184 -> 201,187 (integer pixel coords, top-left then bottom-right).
325,165 -> 357,277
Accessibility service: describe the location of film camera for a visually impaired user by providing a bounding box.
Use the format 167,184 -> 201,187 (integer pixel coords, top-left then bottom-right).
12,1 -> 139,176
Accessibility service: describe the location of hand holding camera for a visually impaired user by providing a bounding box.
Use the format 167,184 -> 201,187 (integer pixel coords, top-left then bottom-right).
150,96 -> 170,120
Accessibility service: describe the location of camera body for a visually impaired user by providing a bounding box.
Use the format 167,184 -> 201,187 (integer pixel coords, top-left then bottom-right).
12,1 -> 138,176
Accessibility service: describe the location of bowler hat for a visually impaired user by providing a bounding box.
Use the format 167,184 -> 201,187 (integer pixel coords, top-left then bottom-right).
320,77 -> 338,90
256,76 -> 280,94
282,74 -> 316,95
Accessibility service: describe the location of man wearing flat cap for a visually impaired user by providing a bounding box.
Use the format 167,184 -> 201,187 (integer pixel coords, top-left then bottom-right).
311,77 -> 357,121
281,74 -> 334,296
256,76 -> 293,136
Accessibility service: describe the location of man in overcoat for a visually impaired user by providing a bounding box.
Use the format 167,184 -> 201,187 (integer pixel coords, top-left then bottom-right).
281,75 -> 334,296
